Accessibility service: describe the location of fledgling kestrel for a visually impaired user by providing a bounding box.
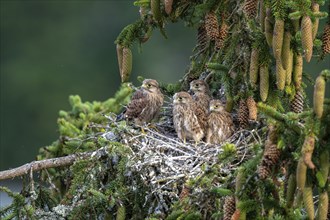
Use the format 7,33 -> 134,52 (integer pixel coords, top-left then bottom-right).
189,79 -> 210,134
189,79 -> 211,112
119,79 -> 163,125
172,92 -> 204,144
206,99 -> 234,144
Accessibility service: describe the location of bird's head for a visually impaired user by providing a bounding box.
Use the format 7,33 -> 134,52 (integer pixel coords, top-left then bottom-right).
173,92 -> 193,105
209,99 -> 225,113
189,80 -> 209,94
141,79 -> 160,93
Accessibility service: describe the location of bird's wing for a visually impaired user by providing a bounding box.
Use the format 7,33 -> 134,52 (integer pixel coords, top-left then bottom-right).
124,89 -> 149,119
194,104 -> 208,132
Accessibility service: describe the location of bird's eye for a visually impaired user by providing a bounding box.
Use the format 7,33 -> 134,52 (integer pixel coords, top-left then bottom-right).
195,84 -> 199,87
178,97 -> 182,100
215,105 -> 219,108
147,84 -> 151,87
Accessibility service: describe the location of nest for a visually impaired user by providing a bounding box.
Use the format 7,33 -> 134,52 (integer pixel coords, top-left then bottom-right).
104,104 -> 263,216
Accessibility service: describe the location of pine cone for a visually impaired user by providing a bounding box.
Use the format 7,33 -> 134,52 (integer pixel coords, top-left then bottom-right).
197,24 -> 208,52
215,22 -> 229,50
318,191 -> 329,220
249,48 -> 259,86
247,96 -> 257,120
258,165 -> 270,180
286,50 -> 293,85
296,158 -> 307,191
290,89 -> 304,113
121,47 -> 133,83
259,0 -> 265,31
259,64 -> 269,102
243,0 -> 258,19
223,196 -> 236,220
205,11 -> 219,41
179,184 -> 191,201
293,53 -> 303,89
311,3 -> 319,40
164,0 -> 173,15
322,24 -> 330,55
264,9 -> 273,46
238,99 -> 249,129
275,59 -> 286,90
303,187 -> 315,220
281,31 -> 291,70
301,16 -> 313,62
313,75 -> 325,119
272,19 -> 284,60
263,144 -> 281,166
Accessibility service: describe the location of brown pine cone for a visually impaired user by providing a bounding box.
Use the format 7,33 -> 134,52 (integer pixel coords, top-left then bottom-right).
258,165 -> 270,180
205,11 -> 219,41
290,90 -> 304,113
322,24 -> 330,55
238,99 -> 249,129
215,22 -> 229,50
223,196 -> 236,220
243,0 -> 258,19
246,96 -> 257,120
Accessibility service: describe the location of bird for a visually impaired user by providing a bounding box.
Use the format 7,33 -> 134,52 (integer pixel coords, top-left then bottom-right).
189,79 -> 210,134
206,99 -> 234,144
172,91 -> 204,144
189,79 -> 211,112
118,79 -> 164,126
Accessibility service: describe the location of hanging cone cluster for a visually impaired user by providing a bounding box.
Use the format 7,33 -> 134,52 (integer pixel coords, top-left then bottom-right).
197,24 -> 208,52
322,24 -> 330,55
246,96 -> 257,120
223,196 -> 236,220
205,11 -> 219,41
243,0 -> 258,19
290,89 -> 304,113
249,48 -> 259,86
301,16 -> 313,62
215,22 -> 228,50
164,0 -> 173,15
238,99 -> 249,129
179,184 -> 191,201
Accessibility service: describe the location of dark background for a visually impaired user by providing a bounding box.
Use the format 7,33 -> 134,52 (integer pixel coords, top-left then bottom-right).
0,1 -> 329,171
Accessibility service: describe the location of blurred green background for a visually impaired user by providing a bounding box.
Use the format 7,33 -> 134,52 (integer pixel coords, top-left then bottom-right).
0,1 -> 329,170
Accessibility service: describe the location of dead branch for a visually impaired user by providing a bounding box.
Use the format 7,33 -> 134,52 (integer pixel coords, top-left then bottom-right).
0,148 -> 107,180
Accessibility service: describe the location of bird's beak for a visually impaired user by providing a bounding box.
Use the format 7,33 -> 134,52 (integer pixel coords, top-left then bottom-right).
209,105 -> 214,111
188,89 -> 193,95
141,84 -> 147,89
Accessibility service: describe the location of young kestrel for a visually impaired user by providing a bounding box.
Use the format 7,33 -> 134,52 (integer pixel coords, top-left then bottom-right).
172,92 -> 204,144
189,79 -> 210,134
119,79 -> 164,125
206,99 -> 234,144
189,79 -> 211,112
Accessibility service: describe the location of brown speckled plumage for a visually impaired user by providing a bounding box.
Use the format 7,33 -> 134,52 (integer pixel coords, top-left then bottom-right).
206,100 -> 234,144
173,92 -> 204,143
124,79 -> 163,125
189,80 -> 210,133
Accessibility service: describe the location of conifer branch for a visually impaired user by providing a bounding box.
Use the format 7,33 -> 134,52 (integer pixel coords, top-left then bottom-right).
0,148 -> 108,180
